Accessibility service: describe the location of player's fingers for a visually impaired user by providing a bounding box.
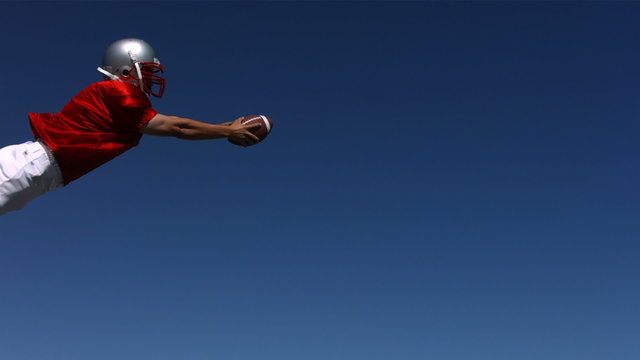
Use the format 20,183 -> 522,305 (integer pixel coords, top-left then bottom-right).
244,122 -> 262,130
230,117 -> 244,126
246,132 -> 260,142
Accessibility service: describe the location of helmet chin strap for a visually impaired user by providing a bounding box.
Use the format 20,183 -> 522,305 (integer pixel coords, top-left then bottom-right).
97,67 -> 121,81
129,52 -> 146,94
133,61 -> 145,93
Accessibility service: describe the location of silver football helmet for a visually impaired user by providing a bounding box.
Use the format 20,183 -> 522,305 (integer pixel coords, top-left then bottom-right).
97,38 -> 165,98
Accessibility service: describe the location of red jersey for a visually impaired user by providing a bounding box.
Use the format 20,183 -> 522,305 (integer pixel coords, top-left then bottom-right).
29,81 -> 158,185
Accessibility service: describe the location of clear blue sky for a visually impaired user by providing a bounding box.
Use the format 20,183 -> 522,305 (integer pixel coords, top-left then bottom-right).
1,2 -> 639,359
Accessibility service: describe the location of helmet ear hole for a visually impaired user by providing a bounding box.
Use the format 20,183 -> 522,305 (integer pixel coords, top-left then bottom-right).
122,69 -> 130,76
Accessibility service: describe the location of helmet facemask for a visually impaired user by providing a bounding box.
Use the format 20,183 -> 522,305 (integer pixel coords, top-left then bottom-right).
132,59 -> 165,98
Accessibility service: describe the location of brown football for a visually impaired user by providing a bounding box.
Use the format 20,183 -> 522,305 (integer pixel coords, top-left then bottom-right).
229,115 -> 274,146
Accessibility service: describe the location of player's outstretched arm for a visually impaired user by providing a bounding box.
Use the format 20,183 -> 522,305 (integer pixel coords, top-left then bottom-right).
141,113 -> 260,146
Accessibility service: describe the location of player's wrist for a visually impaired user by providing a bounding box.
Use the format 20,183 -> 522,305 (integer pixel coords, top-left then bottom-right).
205,124 -> 230,138
219,124 -> 233,138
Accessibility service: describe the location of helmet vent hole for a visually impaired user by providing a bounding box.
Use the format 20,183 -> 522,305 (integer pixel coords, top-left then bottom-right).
122,70 -> 130,76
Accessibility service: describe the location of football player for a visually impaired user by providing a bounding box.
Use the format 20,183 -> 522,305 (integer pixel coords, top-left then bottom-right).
0,38 -> 260,215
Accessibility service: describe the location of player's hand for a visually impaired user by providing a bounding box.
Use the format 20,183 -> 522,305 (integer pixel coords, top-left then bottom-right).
227,117 -> 261,146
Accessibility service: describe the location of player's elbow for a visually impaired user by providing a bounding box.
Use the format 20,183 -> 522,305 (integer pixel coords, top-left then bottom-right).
167,122 -> 188,138
167,117 -> 201,139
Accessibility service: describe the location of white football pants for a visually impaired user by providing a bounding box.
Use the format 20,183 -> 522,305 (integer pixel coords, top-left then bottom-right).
0,141 -> 63,215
